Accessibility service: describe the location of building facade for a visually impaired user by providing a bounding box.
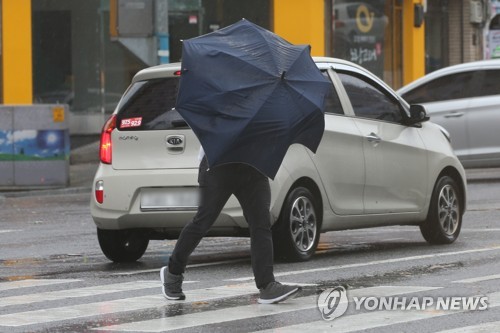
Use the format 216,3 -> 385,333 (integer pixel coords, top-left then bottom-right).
0,0 -> 489,134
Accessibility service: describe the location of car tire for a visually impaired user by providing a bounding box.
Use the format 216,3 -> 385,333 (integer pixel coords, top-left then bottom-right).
97,228 -> 149,262
272,187 -> 321,262
420,176 -> 462,244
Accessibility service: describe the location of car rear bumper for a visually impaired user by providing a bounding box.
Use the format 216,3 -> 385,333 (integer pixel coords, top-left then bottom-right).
90,164 -> 246,231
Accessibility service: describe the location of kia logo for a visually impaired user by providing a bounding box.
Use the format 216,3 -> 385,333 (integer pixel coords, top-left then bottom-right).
166,136 -> 184,146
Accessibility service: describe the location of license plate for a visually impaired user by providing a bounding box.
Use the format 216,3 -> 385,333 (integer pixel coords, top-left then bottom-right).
140,187 -> 200,211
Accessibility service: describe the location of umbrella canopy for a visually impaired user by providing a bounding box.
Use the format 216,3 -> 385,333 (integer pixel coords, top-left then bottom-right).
175,19 -> 331,179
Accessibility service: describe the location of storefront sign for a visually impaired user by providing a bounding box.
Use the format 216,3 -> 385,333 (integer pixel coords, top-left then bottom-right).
489,30 -> 500,58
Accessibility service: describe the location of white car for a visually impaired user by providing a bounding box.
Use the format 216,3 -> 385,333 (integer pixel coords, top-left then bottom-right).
397,59 -> 500,168
90,57 -> 467,263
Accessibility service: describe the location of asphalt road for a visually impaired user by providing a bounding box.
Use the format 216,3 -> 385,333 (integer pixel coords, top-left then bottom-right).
0,177 -> 499,332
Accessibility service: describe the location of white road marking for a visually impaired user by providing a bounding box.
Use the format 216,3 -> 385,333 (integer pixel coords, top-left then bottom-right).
111,258 -> 249,276
461,228 -> 500,232
0,279 -> 80,292
452,274 -> 500,284
0,280 -> 162,307
0,282 -> 259,327
436,320 -> 500,333
0,229 -> 20,234
94,286 -> 439,332
254,292 -> 500,333
227,246 -> 500,282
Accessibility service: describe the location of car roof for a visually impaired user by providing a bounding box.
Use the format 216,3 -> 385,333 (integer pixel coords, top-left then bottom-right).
132,63 -> 181,83
397,59 -> 500,94
132,57 -> 366,83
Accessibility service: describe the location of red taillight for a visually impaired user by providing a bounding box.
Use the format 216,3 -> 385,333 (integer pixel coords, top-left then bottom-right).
95,180 -> 104,204
174,70 -> 182,76
100,115 -> 116,164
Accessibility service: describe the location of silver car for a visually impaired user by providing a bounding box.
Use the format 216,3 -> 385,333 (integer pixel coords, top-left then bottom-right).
397,59 -> 500,168
91,57 -> 467,263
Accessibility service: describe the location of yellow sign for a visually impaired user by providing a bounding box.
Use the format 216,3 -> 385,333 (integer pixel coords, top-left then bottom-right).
53,106 -> 65,123
356,5 -> 375,33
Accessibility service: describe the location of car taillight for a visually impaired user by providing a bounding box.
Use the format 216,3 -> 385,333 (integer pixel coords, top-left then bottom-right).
95,180 -> 104,204
100,115 -> 116,164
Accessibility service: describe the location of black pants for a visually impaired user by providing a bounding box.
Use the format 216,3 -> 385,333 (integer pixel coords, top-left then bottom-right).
168,158 -> 276,289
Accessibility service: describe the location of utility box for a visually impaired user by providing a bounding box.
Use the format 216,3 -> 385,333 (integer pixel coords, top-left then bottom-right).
0,105 -> 70,188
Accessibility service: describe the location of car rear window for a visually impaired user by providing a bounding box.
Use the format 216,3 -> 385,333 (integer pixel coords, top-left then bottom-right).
115,77 -> 188,131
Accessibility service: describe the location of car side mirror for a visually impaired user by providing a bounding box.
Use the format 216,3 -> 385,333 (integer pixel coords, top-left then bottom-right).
407,104 -> 429,126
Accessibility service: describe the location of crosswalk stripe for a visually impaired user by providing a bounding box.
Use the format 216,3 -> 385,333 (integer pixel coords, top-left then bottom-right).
94,286 -> 439,332
0,279 -> 80,292
0,282 -> 259,327
452,274 -> 500,284
0,280 -> 162,307
254,291 -> 500,333
436,320 -> 500,333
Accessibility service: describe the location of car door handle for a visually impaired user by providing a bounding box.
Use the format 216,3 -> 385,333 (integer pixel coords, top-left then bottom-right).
444,112 -> 465,118
366,133 -> 381,143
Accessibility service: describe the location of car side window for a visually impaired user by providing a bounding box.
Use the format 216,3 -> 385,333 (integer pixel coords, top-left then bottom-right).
321,71 -> 344,115
401,71 -> 476,104
338,72 -> 403,123
476,69 -> 500,97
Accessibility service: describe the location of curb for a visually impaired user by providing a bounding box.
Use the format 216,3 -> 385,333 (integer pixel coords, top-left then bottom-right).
0,186 -> 92,199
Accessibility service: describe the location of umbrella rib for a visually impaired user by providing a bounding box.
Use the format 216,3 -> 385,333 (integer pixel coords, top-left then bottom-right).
248,21 -> 295,75
284,82 -> 326,111
215,49 -> 279,78
219,80 -> 283,155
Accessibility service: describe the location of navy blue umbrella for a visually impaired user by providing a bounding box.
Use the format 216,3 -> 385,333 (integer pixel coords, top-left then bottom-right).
175,19 -> 331,179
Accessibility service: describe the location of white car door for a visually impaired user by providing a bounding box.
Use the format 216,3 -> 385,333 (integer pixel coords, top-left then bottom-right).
467,95 -> 500,164
419,99 -> 469,159
337,71 -> 428,214
309,69 -> 365,215
463,69 -> 500,166
399,70 -> 478,161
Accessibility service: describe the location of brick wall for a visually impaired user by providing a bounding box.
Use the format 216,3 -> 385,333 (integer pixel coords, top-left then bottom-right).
448,0 -> 484,65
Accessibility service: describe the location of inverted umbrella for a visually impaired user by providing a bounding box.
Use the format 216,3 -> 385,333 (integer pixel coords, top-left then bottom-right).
175,19 -> 331,179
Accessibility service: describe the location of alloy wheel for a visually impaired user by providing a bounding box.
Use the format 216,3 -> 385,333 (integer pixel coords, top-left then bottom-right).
289,196 -> 317,253
438,184 -> 460,236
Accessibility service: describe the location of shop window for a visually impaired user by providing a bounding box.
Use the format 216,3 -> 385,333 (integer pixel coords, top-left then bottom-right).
332,1 -> 388,76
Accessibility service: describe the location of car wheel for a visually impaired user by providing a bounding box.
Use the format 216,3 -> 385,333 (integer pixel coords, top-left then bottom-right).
97,228 -> 149,262
420,176 -> 462,244
273,187 -> 321,261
